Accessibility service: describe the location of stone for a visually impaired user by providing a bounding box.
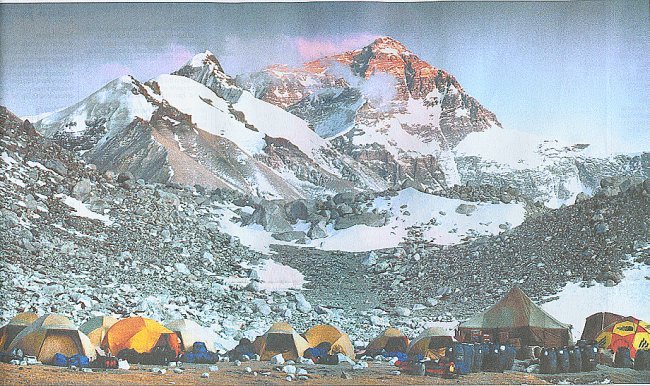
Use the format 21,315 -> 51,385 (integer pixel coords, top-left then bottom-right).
307,222 -> 327,239
294,293 -> 312,313
370,315 -> 389,327
286,200 -> 309,222
201,372 -> 210,378
174,262 -> 191,275
341,371 -> 352,379
282,365 -> 297,374
455,203 -> 476,215
361,251 -> 378,266
209,365 -> 219,371
394,306 -> 411,317
334,212 -> 386,230
333,192 -> 355,204
595,223 -> 609,234
44,159 -> 68,176
117,171 -> 134,183
272,231 -> 306,242
270,354 -> 285,365
72,178 -> 93,201
173,368 -> 184,374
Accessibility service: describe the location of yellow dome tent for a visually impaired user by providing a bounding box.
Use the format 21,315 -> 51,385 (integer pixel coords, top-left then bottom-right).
79,316 -> 118,347
7,314 -> 95,364
366,328 -> 409,355
165,319 -> 216,352
596,317 -> 650,359
0,312 -> 39,350
101,317 -> 181,356
407,327 -> 453,360
304,324 -> 355,358
253,322 -> 310,360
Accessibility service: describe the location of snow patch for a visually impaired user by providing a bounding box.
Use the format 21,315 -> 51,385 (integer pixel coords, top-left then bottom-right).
55,194 -> 114,226
542,263 -> 650,340
251,259 -> 306,291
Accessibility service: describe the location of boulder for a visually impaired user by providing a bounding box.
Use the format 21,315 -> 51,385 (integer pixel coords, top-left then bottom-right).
272,231 -> 306,242
285,200 -> 309,222
333,192 -> 355,205
72,178 -> 93,201
334,213 -> 386,230
248,202 -> 293,233
307,222 -> 327,239
455,203 -> 476,215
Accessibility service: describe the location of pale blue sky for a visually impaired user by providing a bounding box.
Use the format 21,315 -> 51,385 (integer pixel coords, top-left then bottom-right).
1,1 -> 648,153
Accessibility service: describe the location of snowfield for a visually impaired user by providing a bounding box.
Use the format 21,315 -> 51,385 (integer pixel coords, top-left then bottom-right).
216,188 -> 526,253
55,194 -> 114,226
542,262 -> 650,340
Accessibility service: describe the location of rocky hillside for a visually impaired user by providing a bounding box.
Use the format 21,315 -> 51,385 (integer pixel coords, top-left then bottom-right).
2,106 -> 648,344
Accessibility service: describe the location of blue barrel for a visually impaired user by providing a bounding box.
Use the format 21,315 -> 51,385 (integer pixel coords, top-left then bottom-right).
472,343 -> 484,372
568,346 -> 582,373
556,347 -> 570,373
615,347 -> 632,368
581,344 -> 598,371
446,343 -> 470,375
462,343 -> 475,374
483,344 -> 502,372
540,348 -> 558,374
635,350 -> 649,371
499,345 -> 516,371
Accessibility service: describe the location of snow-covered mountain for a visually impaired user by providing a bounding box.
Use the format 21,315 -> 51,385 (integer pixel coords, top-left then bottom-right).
26,39 -> 649,206
27,53 -> 389,200
236,36 -> 501,189
237,36 -> 650,206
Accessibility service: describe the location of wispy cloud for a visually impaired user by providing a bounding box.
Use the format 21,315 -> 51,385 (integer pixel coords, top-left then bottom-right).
294,33 -> 379,61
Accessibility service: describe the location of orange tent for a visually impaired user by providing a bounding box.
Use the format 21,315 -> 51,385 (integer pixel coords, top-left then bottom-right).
304,324 -> 355,358
366,328 -> 409,355
0,312 -> 39,350
596,317 -> 650,359
101,317 -> 181,356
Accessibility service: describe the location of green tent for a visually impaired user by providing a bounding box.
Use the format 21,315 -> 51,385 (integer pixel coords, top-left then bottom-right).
456,287 -> 572,348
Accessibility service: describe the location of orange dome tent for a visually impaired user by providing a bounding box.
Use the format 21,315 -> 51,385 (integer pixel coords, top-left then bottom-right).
366,328 -> 409,355
80,316 -> 118,347
101,317 -> 181,356
407,327 -> 454,360
596,316 -> 650,359
253,322 -> 310,360
0,312 -> 39,350
304,324 -> 355,358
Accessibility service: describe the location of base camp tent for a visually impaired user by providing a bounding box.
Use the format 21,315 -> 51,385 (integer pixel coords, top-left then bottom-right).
79,316 -> 118,347
365,328 -> 409,355
304,324 -> 355,358
581,312 -> 625,342
7,314 -> 94,364
596,317 -> 650,359
407,327 -> 453,360
253,322 -> 310,360
456,287 -> 572,348
101,317 -> 181,356
0,312 -> 39,350
165,319 -> 216,352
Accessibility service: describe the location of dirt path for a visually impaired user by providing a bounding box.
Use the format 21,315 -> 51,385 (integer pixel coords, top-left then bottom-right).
3,361 -> 649,385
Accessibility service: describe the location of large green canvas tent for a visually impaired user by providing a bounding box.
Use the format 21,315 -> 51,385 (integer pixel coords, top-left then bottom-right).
455,287 -> 572,348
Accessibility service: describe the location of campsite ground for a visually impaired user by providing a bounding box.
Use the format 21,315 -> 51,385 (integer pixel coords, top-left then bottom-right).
1,362 -> 649,385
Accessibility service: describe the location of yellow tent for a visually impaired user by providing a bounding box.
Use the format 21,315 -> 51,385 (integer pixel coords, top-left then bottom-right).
407,327 -> 454,360
596,317 -> 650,359
253,322 -> 310,360
366,328 -> 409,355
79,316 -> 118,347
7,314 -> 95,364
101,317 -> 181,356
165,319 -> 216,352
304,324 -> 355,358
0,312 -> 39,350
